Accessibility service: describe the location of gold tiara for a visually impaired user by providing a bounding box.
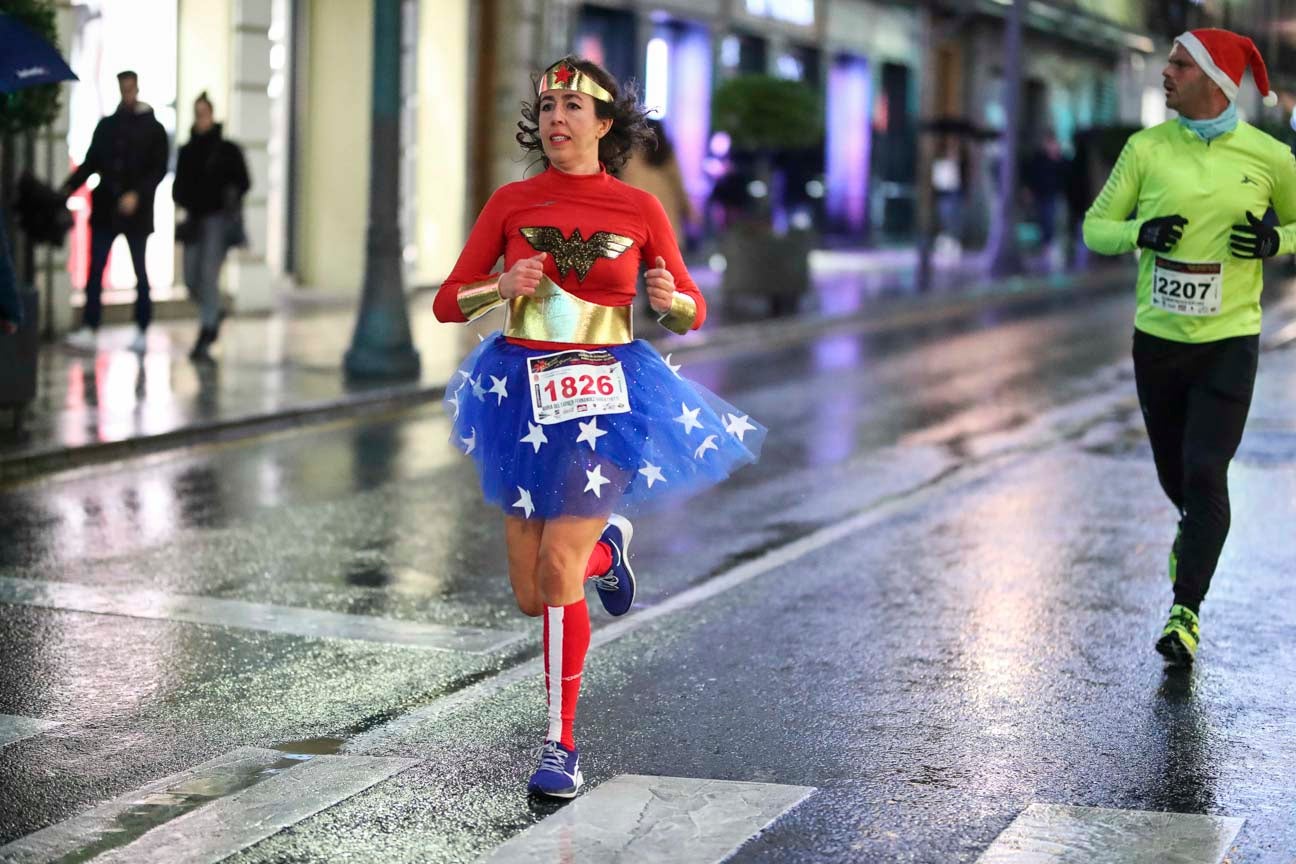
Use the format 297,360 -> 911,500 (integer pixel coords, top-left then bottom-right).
538,61 -> 613,104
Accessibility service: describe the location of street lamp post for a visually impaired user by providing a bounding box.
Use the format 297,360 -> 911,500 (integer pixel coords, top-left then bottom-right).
344,0 -> 420,380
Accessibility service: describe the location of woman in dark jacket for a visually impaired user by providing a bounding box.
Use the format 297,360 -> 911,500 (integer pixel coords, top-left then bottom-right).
0,209 -> 19,334
0,211 -> 20,335
173,92 -> 250,360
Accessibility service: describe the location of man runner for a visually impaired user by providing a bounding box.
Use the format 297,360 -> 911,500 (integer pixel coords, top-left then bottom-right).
1083,29 -> 1296,665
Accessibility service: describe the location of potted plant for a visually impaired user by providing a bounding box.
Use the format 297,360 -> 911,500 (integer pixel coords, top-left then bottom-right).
0,1 -> 65,139
0,0 -> 68,434
710,74 -> 823,317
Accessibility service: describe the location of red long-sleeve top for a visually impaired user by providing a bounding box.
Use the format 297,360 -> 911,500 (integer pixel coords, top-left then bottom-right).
434,166 -> 706,348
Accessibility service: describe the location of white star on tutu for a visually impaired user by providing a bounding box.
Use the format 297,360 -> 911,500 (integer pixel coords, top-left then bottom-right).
488,375 -> 509,405
457,370 -> 472,381
461,427 -> 477,455
584,465 -> 610,497
576,417 -> 608,451
512,486 -> 535,518
724,413 -> 756,442
447,386 -> 463,420
638,461 -> 666,488
471,376 -> 487,402
520,422 -> 548,453
694,434 -> 719,459
674,403 -> 703,435
664,353 -> 682,377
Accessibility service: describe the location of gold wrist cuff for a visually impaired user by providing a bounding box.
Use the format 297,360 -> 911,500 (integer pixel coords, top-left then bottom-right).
457,277 -> 505,320
656,292 -> 698,335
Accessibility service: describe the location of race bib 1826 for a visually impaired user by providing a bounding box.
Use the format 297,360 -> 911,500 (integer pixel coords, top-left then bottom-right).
1151,257 -> 1223,317
528,349 -> 631,425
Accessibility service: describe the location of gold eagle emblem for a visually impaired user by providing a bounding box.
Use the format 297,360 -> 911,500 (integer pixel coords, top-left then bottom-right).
519,227 -> 634,281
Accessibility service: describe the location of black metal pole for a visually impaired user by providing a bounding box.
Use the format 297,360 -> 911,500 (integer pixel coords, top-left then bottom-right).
986,0 -> 1024,278
344,0 -> 420,380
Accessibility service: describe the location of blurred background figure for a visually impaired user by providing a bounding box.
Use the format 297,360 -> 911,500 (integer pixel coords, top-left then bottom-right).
932,137 -> 968,257
60,70 -> 168,354
618,118 -> 697,245
0,214 -> 19,335
173,90 -> 250,362
1065,131 -> 1096,270
1023,130 -> 1069,261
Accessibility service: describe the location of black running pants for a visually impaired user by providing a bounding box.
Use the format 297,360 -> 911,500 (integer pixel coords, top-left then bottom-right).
1132,329 -> 1259,611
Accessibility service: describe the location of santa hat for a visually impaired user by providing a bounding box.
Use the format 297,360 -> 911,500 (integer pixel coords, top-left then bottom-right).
1175,29 -> 1279,107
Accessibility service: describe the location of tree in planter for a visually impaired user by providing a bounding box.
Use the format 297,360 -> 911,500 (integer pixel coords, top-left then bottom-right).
0,0 -> 65,137
0,0 -> 67,286
0,0 -> 70,432
710,75 -> 823,317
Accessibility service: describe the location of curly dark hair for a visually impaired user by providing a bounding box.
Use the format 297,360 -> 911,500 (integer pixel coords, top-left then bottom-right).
516,56 -> 654,174
642,118 -> 674,168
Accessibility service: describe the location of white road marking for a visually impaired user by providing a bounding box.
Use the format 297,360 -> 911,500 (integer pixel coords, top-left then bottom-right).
348,369 -> 1140,753
0,575 -> 524,653
0,715 -> 61,749
977,803 -> 1245,864
347,443 -> 1024,753
478,774 -> 814,864
0,746 -> 415,864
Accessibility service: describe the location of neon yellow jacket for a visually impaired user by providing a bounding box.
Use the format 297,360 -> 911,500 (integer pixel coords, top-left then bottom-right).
1083,119 -> 1296,343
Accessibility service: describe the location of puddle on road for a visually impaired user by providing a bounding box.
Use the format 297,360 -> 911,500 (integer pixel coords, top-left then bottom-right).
49,753 -> 310,864
273,736 -> 345,756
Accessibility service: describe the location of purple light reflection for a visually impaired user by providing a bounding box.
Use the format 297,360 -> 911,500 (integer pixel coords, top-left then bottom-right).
661,22 -> 712,217
826,55 -> 871,233
808,333 -> 861,465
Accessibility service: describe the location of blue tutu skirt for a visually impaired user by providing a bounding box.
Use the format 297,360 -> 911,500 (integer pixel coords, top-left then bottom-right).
444,333 -> 765,519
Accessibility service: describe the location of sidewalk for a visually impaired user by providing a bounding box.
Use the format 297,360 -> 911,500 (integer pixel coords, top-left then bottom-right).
0,252 -> 1138,482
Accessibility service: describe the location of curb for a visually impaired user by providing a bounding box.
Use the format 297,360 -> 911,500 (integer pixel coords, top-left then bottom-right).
0,384 -> 444,485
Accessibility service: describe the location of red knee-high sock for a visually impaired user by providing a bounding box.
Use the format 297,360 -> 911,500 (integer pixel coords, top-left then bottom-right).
543,598 -> 590,749
584,542 -> 612,579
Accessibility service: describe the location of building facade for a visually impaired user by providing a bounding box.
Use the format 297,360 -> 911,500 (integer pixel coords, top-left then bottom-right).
18,0 -> 1296,334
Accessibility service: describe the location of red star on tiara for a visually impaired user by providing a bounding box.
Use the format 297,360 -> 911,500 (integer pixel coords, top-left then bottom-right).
554,64 -> 574,85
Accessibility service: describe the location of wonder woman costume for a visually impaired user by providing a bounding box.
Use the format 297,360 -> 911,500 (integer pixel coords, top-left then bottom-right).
434,63 -> 764,519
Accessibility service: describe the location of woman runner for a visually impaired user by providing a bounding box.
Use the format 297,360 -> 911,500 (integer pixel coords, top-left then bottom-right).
433,56 -> 765,798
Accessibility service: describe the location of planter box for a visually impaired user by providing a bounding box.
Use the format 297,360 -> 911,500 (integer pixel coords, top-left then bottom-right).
719,224 -> 813,317
0,286 -> 38,432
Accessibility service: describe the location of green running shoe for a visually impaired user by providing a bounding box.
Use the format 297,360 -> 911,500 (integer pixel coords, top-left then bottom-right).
1156,604 -> 1199,665
1168,528 -> 1181,586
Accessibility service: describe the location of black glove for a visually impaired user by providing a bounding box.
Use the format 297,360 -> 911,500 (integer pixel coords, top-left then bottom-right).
1230,211 -> 1280,259
1137,215 -> 1189,253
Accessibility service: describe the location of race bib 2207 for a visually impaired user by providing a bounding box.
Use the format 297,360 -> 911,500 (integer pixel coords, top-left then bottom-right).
1151,257 -> 1222,317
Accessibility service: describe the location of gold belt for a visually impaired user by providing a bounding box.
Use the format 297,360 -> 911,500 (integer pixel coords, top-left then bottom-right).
505,276 -> 633,344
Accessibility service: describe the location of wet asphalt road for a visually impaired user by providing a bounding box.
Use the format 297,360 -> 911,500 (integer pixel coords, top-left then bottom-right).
1,282 -> 1295,863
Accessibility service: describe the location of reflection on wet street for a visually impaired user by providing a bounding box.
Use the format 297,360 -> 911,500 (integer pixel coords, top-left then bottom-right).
2,290 -> 1295,863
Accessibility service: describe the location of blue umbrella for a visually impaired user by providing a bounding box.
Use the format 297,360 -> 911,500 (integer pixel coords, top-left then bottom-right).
0,13 -> 77,94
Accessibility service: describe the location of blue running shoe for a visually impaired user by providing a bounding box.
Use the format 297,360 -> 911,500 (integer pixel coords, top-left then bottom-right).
591,514 -> 636,617
527,740 -> 582,798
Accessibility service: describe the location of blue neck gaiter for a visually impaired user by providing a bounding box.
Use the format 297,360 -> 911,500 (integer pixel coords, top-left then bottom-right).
1179,101 -> 1238,141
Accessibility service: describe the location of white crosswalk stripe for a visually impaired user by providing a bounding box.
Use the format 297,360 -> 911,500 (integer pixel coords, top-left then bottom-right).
0,746 -> 415,864
0,575 -> 524,653
0,715 -> 61,749
977,803 -> 1245,864
478,774 -> 814,864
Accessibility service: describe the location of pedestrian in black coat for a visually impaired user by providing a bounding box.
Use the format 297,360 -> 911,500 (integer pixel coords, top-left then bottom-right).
61,70 -> 169,353
173,91 -> 250,361
0,211 -> 19,335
